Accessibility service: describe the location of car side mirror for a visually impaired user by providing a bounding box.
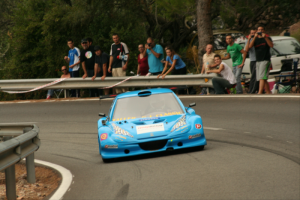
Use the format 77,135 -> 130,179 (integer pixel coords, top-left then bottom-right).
99,113 -> 106,117
189,103 -> 196,107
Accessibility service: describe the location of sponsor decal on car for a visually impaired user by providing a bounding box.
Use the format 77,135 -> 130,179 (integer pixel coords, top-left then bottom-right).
188,133 -> 201,139
171,115 -> 186,132
112,124 -> 134,138
100,133 -> 108,141
105,145 -> 118,149
195,124 -> 202,129
136,123 -> 165,134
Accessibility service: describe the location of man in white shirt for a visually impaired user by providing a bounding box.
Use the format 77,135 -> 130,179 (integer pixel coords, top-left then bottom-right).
207,54 -> 237,94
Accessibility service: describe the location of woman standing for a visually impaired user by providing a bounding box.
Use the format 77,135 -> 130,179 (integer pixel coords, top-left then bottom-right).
157,47 -> 186,79
137,44 -> 149,75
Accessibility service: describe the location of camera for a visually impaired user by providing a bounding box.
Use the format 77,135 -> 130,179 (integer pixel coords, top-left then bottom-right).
257,32 -> 262,36
147,43 -> 152,48
251,35 -> 254,38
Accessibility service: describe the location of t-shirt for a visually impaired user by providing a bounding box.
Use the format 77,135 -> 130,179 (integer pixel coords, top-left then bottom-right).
95,52 -> 112,77
146,44 -> 164,73
80,46 -> 96,70
68,47 -> 81,72
110,42 -> 129,68
138,54 -> 149,75
220,62 -> 236,84
166,54 -> 186,70
203,52 -> 216,73
254,37 -> 272,62
245,39 -> 256,62
227,43 -> 243,66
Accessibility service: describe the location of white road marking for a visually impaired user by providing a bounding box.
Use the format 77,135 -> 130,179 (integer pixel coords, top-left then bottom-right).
35,159 -> 72,200
204,127 -> 224,131
266,136 -> 273,138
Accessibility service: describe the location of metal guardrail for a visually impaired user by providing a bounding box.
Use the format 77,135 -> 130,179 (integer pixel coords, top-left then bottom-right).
0,74 -> 217,91
0,124 -> 41,200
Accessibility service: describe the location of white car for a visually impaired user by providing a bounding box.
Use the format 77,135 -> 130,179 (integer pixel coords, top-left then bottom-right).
222,36 -> 300,78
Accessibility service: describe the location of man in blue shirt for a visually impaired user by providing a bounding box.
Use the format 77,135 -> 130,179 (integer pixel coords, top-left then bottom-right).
64,39 -> 80,97
144,37 -> 164,75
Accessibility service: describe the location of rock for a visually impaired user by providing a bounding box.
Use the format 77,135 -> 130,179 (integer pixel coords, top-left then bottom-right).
278,15 -> 283,19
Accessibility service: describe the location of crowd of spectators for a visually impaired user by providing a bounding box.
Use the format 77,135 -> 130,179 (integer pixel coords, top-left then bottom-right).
46,26 -> 274,98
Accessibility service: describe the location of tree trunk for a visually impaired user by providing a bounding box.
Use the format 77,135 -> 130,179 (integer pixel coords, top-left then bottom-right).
196,0 -> 213,73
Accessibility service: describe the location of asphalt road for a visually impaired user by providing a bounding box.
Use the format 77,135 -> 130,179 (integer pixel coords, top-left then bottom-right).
0,96 -> 299,200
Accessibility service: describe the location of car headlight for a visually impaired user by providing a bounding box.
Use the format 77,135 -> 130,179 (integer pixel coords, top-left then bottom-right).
112,124 -> 134,138
171,115 -> 186,132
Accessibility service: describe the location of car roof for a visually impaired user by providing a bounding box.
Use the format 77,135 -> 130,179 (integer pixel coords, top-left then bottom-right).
270,36 -> 297,41
115,88 -> 174,99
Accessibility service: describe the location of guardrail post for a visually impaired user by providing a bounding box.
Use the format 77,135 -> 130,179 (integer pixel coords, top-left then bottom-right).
26,153 -> 36,183
5,165 -> 17,200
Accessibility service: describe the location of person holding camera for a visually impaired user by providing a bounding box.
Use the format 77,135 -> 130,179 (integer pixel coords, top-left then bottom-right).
144,37 -> 164,75
249,26 -> 273,94
108,33 -> 129,94
244,28 -> 259,94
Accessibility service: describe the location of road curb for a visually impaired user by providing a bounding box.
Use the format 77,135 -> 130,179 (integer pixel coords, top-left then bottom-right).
35,159 -> 72,200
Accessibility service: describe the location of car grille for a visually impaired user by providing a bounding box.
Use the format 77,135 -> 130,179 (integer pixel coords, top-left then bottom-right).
139,140 -> 168,151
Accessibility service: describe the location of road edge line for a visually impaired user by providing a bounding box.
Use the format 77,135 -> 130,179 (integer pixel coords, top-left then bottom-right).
35,159 -> 72,200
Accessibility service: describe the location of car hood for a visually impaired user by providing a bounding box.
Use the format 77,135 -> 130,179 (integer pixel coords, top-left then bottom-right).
109,115 -> 189,141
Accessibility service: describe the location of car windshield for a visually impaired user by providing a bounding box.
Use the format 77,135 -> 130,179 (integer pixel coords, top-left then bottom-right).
112,93 -> 184,121
273,39 -> 300,55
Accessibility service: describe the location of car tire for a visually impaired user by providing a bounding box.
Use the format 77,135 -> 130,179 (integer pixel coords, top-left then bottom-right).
197,145 -> 205,151
102,157 -> 112,163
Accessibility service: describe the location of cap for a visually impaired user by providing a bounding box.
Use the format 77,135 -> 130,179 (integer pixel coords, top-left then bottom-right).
81,38 -> 88,43
94,46 -> 101,51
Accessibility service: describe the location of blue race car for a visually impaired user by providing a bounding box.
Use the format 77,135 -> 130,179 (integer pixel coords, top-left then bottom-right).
97,88 -> 207,162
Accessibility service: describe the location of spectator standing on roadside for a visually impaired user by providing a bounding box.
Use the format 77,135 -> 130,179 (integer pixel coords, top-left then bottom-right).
208,55 -> 236,94
108,33 -> 129,94
144,37 -> 164,75
46,66 -> 70,99
157,47 -> 186,94
92,46 -> 112,95
87,37 -> 93,47
200,44 -> 218,95
249,26 -> 273,94
64,39 -> 80,97
137,44 -> 149,75
223,35 -> 246,94
80,38 -> 98,97
245,28 -> 259,94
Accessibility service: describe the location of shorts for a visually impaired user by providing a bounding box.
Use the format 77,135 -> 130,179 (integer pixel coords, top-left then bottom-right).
256,61 -> 271,80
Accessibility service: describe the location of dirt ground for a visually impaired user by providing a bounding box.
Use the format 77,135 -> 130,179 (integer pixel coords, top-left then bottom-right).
0,163 -> 61,200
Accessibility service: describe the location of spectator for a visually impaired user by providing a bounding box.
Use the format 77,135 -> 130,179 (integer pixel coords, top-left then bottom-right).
92,45 -> 112,95
137,44 -> 149,75
249,26 -> 273,94
200,44 -> 218,95
157,47 -> 186,79
284,29 -> 290,36
108,33 -> 129,94
87,37 -> 93,47
201,44 -> 218,74
80,38 -> 98,97
64,39 -> 80,97
208,55 -> 237,94
223,35 -> 246,94
46,66 -> 70,99
144,37 -> 164,75
245,28 -> 259,94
